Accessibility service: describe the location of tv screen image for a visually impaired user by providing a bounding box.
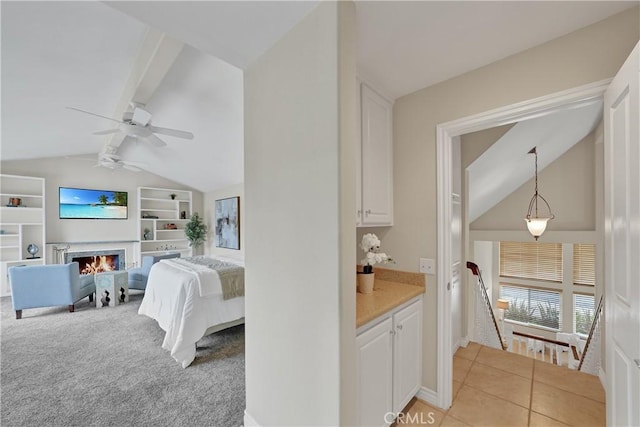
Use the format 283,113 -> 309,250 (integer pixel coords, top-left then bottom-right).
59,187 -> 128,219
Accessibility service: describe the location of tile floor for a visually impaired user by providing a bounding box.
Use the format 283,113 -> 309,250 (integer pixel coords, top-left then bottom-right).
396,342 -> 605,427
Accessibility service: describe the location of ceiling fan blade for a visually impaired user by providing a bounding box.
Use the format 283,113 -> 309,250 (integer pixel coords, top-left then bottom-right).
148,125 -> 194,140
144,133 -> 167,147
93,129 -> 121,136
122,164 -> 142,172
66,107 -> 123,124
65,156 -> 95,162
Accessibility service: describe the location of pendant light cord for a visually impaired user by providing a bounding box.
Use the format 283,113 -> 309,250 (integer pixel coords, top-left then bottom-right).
534,149 -> 538,216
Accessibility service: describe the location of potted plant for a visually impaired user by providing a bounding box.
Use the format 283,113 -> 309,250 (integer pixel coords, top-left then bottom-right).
185,212 -> 207,251
358,233 -> 393,293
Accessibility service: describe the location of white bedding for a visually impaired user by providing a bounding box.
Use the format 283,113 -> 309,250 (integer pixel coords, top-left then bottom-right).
138,257 -> 245,368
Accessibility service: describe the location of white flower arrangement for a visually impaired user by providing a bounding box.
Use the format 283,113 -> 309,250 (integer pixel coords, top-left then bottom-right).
360,233 -> 393,273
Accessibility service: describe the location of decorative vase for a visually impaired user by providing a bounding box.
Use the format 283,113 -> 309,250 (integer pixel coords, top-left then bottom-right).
358,272 -> 375,294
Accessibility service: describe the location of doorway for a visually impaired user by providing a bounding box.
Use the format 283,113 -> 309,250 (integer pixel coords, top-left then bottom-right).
435,79 -> 611,409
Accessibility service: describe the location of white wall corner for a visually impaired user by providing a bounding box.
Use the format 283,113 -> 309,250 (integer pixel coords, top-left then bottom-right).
598,367 -> 606,390
459,336 -> 470,347
243,410 -> 260,427
416,387 -> 439,408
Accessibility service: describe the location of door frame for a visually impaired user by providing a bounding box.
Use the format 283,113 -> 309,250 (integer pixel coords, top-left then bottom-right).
435,78 -> 611,409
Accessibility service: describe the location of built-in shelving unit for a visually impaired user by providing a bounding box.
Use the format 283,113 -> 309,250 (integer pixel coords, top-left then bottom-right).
0,174 -> 46,296
137,187 -> 193,262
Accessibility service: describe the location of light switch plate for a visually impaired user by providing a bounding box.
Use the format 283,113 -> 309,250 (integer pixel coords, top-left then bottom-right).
420,258 -> 435,275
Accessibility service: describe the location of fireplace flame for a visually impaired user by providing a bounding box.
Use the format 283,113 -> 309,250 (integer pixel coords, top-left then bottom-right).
79,255 -> 117,275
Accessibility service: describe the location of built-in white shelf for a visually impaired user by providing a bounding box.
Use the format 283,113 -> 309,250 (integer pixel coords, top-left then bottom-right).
0,174 -> 46,296
138,187 -> 193,263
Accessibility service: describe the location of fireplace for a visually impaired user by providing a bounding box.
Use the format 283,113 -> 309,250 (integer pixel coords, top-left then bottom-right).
65,249 -> 125,275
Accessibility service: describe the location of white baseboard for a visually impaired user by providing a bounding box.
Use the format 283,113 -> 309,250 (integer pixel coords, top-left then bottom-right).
460,336 -> 470,347
243,410 -> 260,427
416,386 -> 439,408
598,367 -> 606,390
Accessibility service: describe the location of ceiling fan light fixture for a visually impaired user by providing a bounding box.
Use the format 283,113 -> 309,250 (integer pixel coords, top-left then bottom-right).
123,123 -> 151,137
524,147 -> 554,240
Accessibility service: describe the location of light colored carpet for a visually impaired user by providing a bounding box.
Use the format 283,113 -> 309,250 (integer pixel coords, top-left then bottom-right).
0,291 -> 245,427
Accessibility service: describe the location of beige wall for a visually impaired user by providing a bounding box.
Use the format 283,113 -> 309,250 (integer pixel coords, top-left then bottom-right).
389,8 -> 638,391
244,2 -> 356,425
471,130 -> 596,231
461,124 -> 514,170
203,183 -> 244,260
0,156 -> 203,244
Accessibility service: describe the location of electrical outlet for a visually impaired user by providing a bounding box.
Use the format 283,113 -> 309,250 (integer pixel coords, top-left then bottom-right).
419,258 -> 435,275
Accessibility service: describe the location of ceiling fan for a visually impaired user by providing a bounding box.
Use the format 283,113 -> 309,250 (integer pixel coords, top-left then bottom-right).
97,153 -> 145,172
67,104 -> 194,147
71,152 -> 145,172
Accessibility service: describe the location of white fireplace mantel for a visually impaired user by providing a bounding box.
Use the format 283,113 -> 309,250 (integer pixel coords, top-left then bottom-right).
46,240 -> 140,269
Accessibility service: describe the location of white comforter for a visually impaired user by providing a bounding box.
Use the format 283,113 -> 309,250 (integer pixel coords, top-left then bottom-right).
138,257 -> 245,368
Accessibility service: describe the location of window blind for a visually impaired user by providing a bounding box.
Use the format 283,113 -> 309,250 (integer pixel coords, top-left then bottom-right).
499,242 -> 563,282
574,293 -> 595,335
500,284 -> 562,330
573,244 -> 596,286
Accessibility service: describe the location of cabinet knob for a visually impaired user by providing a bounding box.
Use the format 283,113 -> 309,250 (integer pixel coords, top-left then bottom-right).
397,324 -> 403,330
357,210 -> 362,215
365,210 -> 371,216
389,330 -> 396,336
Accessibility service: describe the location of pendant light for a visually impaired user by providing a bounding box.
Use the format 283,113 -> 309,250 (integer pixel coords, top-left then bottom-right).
524,147 -> 554,240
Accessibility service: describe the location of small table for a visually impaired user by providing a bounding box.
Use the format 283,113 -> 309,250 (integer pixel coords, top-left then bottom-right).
95,271 -> 129,308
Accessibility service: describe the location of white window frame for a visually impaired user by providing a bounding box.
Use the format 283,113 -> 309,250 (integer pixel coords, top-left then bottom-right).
496,242 -> 595,335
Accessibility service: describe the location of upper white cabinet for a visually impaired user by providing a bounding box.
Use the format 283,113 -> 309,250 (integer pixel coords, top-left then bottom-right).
358,83 -> 393,227
0,174 -> 46,296
138,187 -> 193,262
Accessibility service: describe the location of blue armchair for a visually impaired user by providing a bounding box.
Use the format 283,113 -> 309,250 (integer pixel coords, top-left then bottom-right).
128,252 -> 181,291
8,262 -> 96,319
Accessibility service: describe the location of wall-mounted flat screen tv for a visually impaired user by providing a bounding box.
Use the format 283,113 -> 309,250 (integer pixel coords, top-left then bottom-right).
59,187 -> 128,219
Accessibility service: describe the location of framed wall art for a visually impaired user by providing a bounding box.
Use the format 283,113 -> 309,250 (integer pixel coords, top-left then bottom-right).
215,197 -> 240,250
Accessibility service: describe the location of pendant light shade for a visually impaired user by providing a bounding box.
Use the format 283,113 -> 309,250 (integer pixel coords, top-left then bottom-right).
524,147 -> 554,240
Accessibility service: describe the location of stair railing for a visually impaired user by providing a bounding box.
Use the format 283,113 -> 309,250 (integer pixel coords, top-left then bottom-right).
467,261 -> 506,350
577,295 -> 604,374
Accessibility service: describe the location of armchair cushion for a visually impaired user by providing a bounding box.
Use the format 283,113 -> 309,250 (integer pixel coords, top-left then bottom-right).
8,262 -> 96,318
128,252 -> 181,290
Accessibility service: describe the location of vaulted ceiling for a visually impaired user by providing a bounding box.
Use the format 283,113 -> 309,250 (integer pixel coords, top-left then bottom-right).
1,1 -> 635,192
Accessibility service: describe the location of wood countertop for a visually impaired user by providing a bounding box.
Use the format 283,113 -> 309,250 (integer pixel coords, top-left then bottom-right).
355,267 -> 426,328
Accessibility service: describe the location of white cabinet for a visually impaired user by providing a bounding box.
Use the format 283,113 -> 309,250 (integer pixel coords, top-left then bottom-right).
138,187 -> 193,262
393,299 -> 423,412
356,297 -> 423,426
0,174 -> 46,296
356,317 -> 393,427
358,83 -> 393,227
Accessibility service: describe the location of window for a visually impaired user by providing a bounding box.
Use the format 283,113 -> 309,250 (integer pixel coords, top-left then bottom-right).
573,244 -> 596,286
574,294 -> 595,335
500,284 -> 562,330
500,242 -> 562,282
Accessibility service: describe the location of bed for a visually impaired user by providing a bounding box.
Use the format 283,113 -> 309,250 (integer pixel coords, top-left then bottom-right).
138,255 -> 245,368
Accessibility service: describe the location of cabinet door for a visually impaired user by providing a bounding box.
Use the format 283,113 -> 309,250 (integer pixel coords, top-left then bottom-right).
357,317 -> 393,427
393,299 -> 423,413
361,84 -> 393,226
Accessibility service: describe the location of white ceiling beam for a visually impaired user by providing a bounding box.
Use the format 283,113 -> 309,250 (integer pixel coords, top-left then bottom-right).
104,29 -> 184,150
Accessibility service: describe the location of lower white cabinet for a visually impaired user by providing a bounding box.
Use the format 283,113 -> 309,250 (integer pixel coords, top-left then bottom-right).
356,298 -> 423,426
357,317 -> 394,427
